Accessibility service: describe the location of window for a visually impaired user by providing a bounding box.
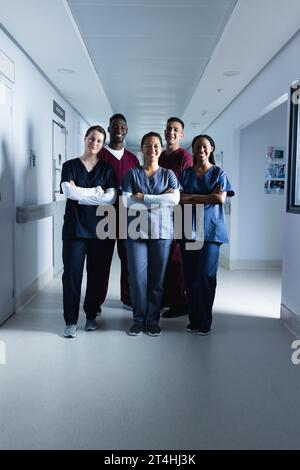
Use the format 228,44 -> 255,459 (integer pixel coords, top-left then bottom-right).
287,81 -> 300,213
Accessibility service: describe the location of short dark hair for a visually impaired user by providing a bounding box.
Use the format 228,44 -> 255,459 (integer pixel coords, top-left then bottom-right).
84,125 -> 106,143
192,134 -> 216,165
166,117 -> 184,129
109,113 -> 127,124
141,132 -> 163,147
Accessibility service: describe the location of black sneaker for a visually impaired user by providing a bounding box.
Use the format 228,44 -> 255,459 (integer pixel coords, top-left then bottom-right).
147,325 -> 161,337
197,328 -> 211,336
128,324 -> 143,336
186,324 -> 197,333
162,308 -> 187,318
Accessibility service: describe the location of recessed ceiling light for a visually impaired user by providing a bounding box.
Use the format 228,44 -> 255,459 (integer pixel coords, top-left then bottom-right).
223,70 -> 240,77
57,68 -> 76,74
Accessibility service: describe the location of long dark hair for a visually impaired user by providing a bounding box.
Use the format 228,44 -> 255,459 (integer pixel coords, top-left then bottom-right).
192,134 -> 216,165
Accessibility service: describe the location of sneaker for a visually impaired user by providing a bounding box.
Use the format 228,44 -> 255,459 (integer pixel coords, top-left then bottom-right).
162,308 -> 187,318
197,329 -> 211,336
64,324 -> 77,338
186,324 -> 197,333
85,319 -> 97,331
128,324 -> 143,336
147,325 -> 161,337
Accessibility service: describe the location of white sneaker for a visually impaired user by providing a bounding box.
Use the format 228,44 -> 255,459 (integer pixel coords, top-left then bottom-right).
64,324 -> 77,338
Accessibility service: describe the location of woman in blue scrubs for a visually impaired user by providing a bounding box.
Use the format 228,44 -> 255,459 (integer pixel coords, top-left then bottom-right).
60,125 -> 117,338
179,134 -> 234,335
122,132 -> 180,336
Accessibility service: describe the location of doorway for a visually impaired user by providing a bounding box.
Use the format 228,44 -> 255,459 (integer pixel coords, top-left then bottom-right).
52,120 -> 67,276
0,81 -> 14,324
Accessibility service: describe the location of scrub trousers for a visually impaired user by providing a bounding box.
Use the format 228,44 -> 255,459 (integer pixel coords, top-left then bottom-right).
126,238 -> 172,327
181,241 -> 221,332
96,238 -> 131,306
62,237 -> 115,325
97,201 -> 132,306
162,240 -> 187,310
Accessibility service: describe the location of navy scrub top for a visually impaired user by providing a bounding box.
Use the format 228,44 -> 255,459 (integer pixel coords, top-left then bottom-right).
60,158 -> 116,240
122,166 -> 180,239
179,165 -> 234,244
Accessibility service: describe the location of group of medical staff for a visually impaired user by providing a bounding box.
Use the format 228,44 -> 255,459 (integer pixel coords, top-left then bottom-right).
60,114 -> 234,339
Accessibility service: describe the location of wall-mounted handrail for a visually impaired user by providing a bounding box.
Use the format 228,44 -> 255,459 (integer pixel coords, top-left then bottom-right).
16,201 -> 65,223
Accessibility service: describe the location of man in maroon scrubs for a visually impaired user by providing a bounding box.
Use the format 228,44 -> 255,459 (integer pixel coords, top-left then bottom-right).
99,114 -> 139,308
159,117 -> 193,318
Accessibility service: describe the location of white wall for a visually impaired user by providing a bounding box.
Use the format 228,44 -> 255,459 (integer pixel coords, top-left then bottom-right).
204,28 -> 300,333
0,27 -> 90,305
238,102 -> 287,267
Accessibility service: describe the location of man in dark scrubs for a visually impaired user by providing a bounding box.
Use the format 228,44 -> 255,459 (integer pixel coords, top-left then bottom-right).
159,117 -> 193,318
99,114 -> 139,307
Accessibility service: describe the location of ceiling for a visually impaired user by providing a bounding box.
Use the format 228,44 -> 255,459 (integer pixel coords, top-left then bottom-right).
67,0 -> 237,146
1,0 -> 300,148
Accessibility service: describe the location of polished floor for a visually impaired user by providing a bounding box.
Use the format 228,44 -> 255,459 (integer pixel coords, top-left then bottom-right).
0,254 -> 299,450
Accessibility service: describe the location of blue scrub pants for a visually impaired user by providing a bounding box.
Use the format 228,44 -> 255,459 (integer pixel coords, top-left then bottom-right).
126,239 -> 172,327
181,241 -> 221,332
62,238 -> 115,325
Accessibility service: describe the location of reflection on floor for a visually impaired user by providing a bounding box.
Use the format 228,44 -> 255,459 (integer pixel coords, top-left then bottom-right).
0,255 -> 299,450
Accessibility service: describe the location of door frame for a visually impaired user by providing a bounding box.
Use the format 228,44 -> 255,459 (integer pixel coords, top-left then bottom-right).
0,77 -> 15,323
52,119 -> 67,275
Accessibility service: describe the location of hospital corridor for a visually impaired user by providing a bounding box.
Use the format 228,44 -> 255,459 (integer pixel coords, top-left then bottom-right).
1,0 -> 300,451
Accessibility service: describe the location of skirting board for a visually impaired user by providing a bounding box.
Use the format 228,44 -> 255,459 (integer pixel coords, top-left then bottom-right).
281,304 -> 300,339
15,267 -> 53,312
220,254 -> 282,270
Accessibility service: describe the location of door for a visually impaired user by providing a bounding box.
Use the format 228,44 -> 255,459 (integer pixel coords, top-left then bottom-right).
52,120 -> 67,276
0,81 -> 14,324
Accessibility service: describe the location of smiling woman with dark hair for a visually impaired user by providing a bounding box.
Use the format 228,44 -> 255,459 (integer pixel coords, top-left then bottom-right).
179,134 -> 234,336
122,132 -> 180,337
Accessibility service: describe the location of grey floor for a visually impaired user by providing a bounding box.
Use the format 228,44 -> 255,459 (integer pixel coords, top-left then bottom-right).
0,254 -> 299,450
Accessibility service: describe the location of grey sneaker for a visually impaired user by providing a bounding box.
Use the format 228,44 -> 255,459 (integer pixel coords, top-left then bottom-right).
64,324 -> 77,338
85,319 -> 97,331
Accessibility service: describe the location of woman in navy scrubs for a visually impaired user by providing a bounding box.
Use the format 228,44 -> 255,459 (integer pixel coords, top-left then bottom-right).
122,132 -> 180,336
60,125 -> 117,338
179,134 -> 234,335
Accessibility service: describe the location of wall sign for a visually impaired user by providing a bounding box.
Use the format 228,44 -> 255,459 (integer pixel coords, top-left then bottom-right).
53,100 -> 66,122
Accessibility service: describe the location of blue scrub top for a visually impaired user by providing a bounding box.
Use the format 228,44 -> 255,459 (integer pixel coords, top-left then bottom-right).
179,166 -> 234,244
122,166 -> 180,239
60,158 -> 116,240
